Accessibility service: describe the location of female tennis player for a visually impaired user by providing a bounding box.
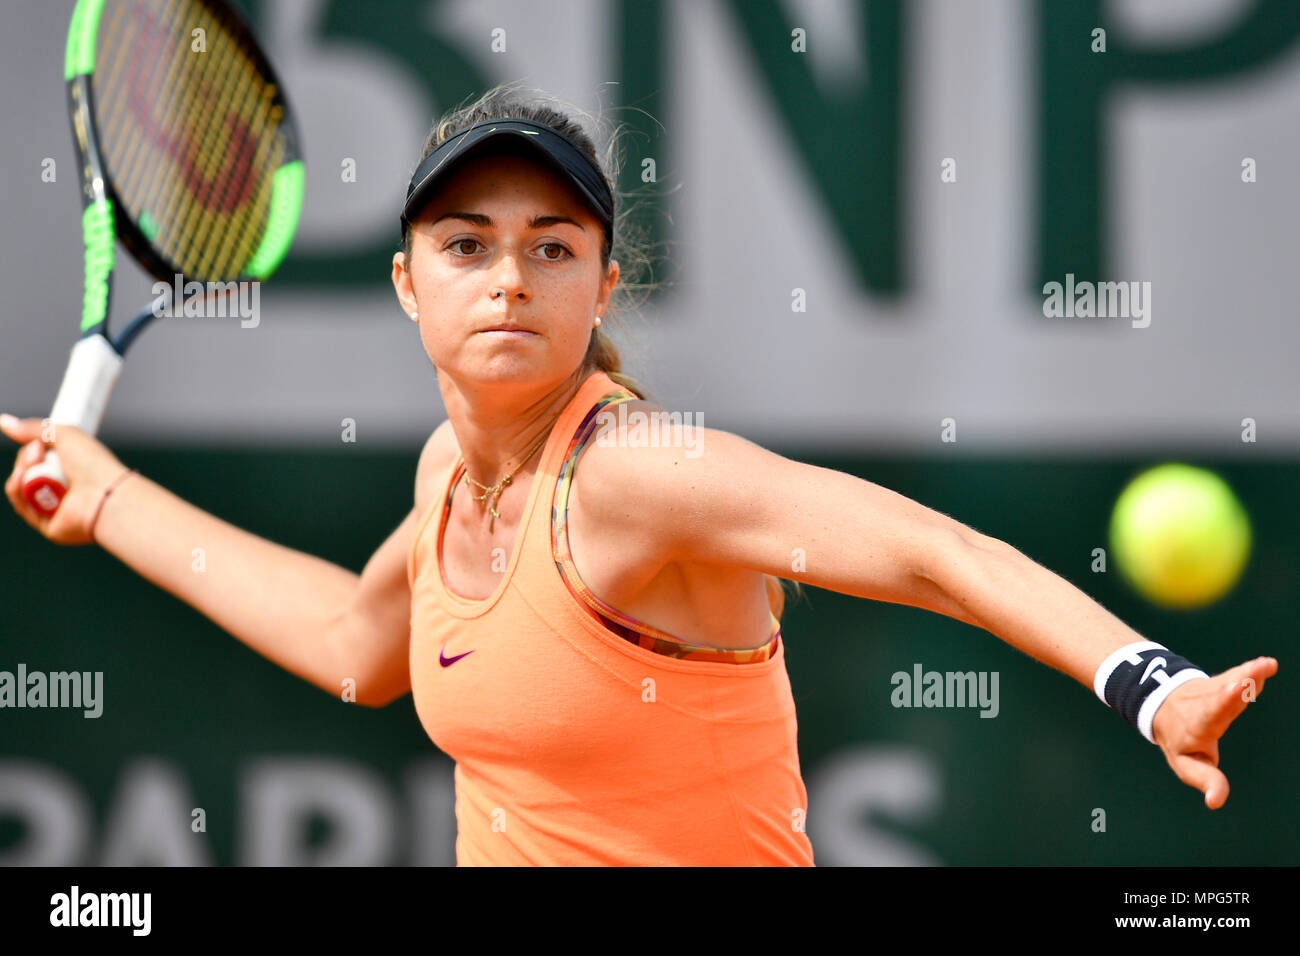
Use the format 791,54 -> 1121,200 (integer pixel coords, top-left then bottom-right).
2,87 -> 1280,866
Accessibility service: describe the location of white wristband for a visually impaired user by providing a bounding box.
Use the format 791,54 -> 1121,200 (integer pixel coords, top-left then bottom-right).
1093,639 -> 1210,745
1093,640 -> 1166,703
1137,667 -> 1210,744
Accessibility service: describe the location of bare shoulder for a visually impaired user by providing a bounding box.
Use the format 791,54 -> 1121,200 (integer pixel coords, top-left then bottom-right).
577,399 -> 789,487
571,399 -> 789,558
414,419 -> 459,514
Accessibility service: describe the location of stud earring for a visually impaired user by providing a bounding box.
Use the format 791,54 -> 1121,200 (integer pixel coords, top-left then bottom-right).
593,315 -> 602,327
409,311 -> 418,320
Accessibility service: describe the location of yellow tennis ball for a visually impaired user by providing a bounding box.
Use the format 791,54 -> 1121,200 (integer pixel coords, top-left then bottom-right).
1109,463 -> 1252,609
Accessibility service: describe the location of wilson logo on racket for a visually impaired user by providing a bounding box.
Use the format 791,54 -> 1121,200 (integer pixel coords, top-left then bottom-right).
126,6 -> 259,213
19,0 -> 304,519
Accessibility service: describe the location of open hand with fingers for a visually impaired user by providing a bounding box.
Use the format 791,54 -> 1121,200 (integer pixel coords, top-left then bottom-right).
1151,656 -> 1279,810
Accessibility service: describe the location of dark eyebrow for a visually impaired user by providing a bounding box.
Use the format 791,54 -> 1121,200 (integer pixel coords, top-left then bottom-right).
431,212 -> 586,232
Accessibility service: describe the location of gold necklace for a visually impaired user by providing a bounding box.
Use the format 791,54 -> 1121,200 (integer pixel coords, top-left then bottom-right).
461,423 -> 555,532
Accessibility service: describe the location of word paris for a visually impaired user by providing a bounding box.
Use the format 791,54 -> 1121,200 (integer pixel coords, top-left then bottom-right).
151,275 -> 260,328
0,663 -> 102,718
891,663 -> 999,718
50,886 -> 150,936
1042,273 -> 1151,327
593,403 -> 704,458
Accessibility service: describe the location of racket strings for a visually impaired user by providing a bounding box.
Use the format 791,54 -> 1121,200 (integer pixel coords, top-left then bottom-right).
93,0 -> 288,282
130,0 -> 213,251
156,0 -> 283,275
166,4 -> 248,265
100,2 -> 189,241
147,0 -> 280,271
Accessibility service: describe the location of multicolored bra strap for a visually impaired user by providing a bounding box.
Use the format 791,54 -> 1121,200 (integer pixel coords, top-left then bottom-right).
550,391 -> 781,665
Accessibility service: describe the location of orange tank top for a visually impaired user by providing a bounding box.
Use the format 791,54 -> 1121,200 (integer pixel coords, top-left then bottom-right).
407,370 -> 814,866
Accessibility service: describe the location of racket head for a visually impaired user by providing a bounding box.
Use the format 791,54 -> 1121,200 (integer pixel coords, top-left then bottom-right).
66,0 -> 303,337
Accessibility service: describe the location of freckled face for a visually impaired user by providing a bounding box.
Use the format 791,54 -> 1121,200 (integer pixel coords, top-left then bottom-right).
399,152 -> 615,388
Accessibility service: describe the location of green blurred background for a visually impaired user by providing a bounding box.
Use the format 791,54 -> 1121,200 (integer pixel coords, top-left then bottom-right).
3,0 -> 1298,865
2,448 -> 1293,864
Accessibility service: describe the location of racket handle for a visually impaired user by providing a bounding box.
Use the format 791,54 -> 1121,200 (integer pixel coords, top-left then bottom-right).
22,451 -> 70,516
20,335 -> 124,517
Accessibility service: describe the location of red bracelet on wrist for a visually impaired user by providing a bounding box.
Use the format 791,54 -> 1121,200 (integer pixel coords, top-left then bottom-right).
89,468 -> 137,544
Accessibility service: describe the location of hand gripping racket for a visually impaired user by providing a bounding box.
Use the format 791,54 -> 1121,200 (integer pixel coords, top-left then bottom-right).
21,0 -> 303,515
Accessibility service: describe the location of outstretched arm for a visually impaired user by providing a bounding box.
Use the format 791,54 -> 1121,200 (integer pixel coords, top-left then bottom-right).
579,419 -> 1279,809
3,413 -> 457,707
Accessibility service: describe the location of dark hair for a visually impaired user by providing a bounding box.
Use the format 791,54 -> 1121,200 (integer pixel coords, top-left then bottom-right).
400,82 -> 655,400
401,83 -> 805,619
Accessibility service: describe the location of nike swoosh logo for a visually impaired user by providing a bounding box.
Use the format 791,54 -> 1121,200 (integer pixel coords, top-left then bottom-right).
440,647 -> 475,667
1141,656 -> 1167,684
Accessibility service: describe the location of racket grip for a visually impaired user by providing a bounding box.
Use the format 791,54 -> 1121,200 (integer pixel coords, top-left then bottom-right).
22,451 -> 70,516
20,335 -> 124,517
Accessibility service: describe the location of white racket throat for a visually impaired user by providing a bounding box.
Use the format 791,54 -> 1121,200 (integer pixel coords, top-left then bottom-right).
21,336 -> 124,515
48,334 -> 124,435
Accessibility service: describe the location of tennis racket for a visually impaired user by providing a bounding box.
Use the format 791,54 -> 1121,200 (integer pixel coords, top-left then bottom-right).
21,0 -> 303,515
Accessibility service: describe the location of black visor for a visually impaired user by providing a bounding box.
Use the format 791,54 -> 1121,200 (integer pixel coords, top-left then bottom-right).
401,118 -> 615,236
